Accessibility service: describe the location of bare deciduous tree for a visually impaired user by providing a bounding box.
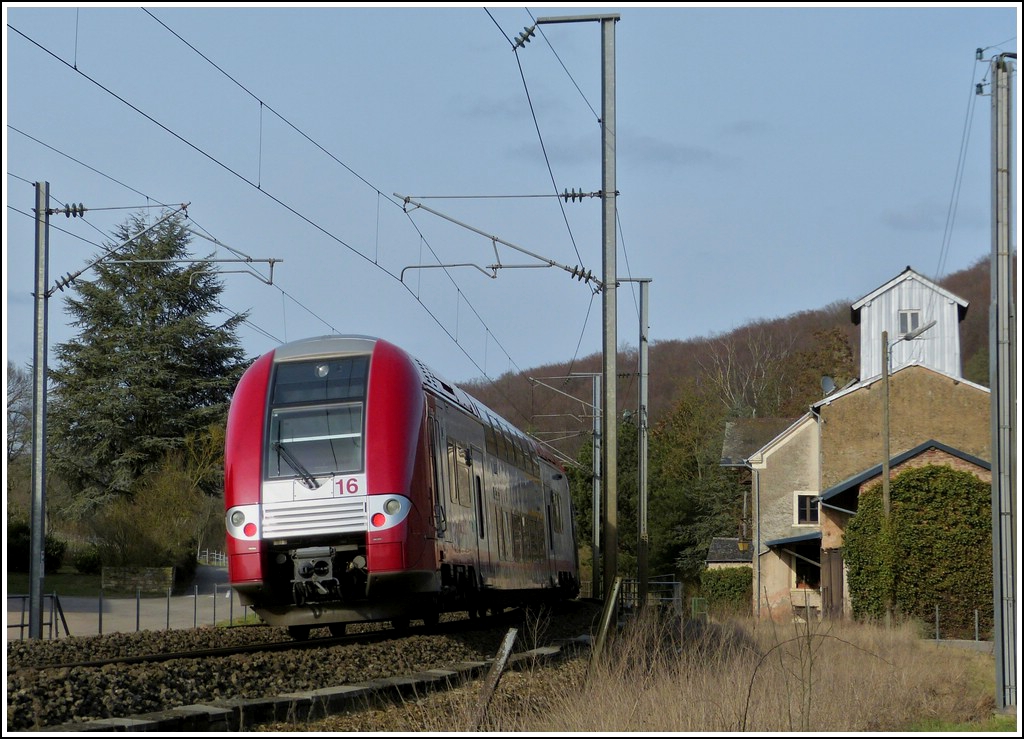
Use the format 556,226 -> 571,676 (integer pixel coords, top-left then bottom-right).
698,325 -> 797,417
7,361 -> 33,463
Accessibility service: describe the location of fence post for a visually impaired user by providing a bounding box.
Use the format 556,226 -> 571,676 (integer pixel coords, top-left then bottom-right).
975,609 -> 979,642
99,590 -> 104,635
934,604 -> 939,642
193,584 -> 199,629
136,587 -> 142,632
166,587 -> 172,630
213,583 -> 218,627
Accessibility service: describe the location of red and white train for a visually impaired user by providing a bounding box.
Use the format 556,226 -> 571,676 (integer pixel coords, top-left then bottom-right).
224,335 -> 580,639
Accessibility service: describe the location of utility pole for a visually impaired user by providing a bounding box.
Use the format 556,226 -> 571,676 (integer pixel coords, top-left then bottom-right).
882,319 -> 936,630
622,278 -> 651,608
29,182 -> 50,639
589,373 -> 602,596
636,279 -> 650,609
24,190 -> 276,639
987,50 -> 1016,713
881,330 -> 893,630
534,13 -> 620,603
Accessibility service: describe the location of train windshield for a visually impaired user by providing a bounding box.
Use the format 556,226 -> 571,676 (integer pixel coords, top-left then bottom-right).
265,355 -> 370,480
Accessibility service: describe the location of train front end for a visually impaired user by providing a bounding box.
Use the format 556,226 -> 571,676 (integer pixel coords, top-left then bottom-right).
223,336 -> 437,633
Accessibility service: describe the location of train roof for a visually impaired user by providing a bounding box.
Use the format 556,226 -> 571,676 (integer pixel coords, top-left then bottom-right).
266,335 -> 559,467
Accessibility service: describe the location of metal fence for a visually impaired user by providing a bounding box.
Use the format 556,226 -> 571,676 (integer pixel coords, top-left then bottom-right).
6,579 -> 256,642
197,549 -> 228,567
6,593 -> 70,640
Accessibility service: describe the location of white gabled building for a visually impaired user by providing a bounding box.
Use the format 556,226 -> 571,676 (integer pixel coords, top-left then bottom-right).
851,266 -> 969,380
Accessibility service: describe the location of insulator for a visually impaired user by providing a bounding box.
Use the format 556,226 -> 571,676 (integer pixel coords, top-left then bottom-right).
514,25 -> 536,48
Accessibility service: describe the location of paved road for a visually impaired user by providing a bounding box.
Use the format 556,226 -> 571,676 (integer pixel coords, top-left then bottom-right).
6,565 -> 252,641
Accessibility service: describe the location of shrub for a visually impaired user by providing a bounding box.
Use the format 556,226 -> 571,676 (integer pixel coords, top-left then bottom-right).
6,519 -> 66,573
700,566 -> 752,615
71,544 -> 103,575
86,450 -> 206,583
6,520 -> 32,572
44,535 -> 67,572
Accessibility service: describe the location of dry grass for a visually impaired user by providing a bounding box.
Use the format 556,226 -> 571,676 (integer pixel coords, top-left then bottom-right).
260,608 -> 1003,733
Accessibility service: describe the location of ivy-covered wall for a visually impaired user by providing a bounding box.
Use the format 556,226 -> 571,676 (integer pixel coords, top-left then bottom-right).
843,465 -> 993,639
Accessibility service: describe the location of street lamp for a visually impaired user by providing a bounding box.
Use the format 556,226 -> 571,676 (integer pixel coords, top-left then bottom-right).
880,318 -> 936,626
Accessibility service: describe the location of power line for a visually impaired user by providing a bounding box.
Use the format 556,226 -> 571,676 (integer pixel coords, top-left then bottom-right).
8,15 -> 599,428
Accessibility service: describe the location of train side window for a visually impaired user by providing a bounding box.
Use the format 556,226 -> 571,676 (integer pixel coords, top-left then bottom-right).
475,475 -> 485,539
447,442 -> 459,505
496,432 -> 509,465
449,441 -> 472,508
485,423 -> 498,457
547,503 -> 554,553
550,490 -> 563,534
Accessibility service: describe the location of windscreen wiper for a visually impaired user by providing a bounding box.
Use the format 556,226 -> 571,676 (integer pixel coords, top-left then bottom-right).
272,442 -> 321,489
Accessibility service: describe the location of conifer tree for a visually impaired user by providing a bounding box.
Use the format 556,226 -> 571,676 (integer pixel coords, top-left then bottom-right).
47,212 -> 249,512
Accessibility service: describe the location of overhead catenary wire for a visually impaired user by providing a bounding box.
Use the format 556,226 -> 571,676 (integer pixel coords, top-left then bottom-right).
7,21 -> 528,393
8,10 -> 629,444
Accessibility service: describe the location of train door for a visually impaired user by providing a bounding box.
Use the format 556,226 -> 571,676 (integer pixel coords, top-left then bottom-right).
542,462 -> 574,589
543,475 -> 558,586
447,438 -> 476,559
428,413 -> 448,541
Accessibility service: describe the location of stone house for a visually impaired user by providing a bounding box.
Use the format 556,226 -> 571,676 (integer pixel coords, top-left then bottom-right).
722,267 -> 991,621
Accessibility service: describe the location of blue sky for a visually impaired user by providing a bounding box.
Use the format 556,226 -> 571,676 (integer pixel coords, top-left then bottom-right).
4,3 -> 1019,386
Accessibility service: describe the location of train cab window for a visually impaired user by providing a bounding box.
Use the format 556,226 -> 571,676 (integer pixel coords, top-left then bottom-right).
267,403 -> 363,478
265,357 -> 369,480
271,356 -> 369,405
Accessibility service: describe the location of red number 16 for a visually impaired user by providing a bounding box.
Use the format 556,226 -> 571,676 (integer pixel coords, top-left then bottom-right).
337,478 -> 360,495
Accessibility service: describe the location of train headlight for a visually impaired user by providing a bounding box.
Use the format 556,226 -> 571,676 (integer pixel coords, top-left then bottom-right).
227,505 -> 260,540
368,495 -> 409,530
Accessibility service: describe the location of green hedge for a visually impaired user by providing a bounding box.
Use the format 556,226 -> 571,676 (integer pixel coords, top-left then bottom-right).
844,465 -> 992,639
700,566 -> 752,615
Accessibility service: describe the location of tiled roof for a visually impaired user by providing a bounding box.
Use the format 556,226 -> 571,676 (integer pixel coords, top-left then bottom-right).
720,417 -> 800,466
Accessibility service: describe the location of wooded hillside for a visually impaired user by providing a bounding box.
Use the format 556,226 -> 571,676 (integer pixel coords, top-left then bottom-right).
463,255 -> 996,463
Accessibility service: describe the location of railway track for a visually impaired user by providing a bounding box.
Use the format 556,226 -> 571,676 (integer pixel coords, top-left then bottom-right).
7,600 -> 603,732
10,608 -> 523,672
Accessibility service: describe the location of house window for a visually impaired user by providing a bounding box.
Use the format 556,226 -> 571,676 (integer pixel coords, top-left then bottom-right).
795,492 -> 819,525
898,309 -> 921,337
